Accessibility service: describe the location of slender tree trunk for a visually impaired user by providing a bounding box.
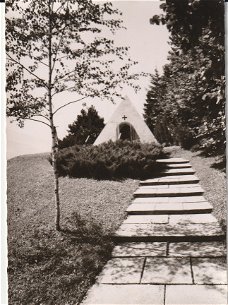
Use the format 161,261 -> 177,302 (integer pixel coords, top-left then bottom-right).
52,127 -> 61,231
48,0 -> 61,231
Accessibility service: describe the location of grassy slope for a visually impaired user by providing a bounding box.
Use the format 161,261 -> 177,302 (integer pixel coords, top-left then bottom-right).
7,148 -> 226,304
166,146 -> 226,227
7,153 -> 139,305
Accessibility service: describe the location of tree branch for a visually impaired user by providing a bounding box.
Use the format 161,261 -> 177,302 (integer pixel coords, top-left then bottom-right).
51,32 -> 66,73
25,118 -> 51,127
51,86 -> 79,97
51,3 -> 69,73
54,2 -> 65,14
54,54 -> 68,61
33,114 -> 50,121
36,59 -> 49,68
53,96 -> 88,115
53,69 -> 76,84
6,53 -> 47,88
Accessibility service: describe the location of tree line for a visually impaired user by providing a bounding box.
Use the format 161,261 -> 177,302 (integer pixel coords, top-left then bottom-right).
144,0 -> 225,156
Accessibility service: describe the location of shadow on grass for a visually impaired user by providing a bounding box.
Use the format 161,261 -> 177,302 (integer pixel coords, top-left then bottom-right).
60,212 -> 114,245
219,219 -> 227,235
188,147 -> 226,173
210,157 -> 226,173
199,152 -> 226,173
8,212 -> 114,305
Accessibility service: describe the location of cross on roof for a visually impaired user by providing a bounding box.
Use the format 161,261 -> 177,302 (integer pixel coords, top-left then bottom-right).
122,115 -> 127,120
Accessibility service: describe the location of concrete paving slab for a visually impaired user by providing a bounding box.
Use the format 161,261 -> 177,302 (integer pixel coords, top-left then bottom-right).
115,222 -> 225,242
112,242 -> 167,257
165,285 -> 227,304
168,196 -> 206,203
169,214 -> 217,224
168,184 -> 201,189
141,257 -> 192,284
98,257 -> 144,284
136,186 -> 203,193
154,203 -> 184,211
158,175 -> 197,180
132,196 -> 207,203
183,201 -> 213,212
127,202 -> 212,215
114,223 -> 224,242
133,197 -> 170,204
168,242 -> 226,257
138,185 -> 169,189
82,284 -> 164,304
134,186 -> 203,197
155,175 -> 197,180
165,163 -> 192,168
140,175 -> 200,185
123,215 -> 169,224
127,203 -> 184,214
139,184 -> 201,189
132,196 -> 206,204
161,167 -> 194,172
192,257 -> 227,284
160,168 -> 195,175
156,158 -> 190,163
127,203 -> 156,214
156,202 -> 212,214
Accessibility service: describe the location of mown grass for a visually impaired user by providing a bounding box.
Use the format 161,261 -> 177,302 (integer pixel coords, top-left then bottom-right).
7,153 -> 139,305
165,146 -> 226,231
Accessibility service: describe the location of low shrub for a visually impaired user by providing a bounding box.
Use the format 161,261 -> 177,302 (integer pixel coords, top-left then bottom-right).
56,140 -> 165,180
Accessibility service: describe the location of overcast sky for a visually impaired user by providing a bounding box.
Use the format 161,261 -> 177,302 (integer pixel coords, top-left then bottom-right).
7,0 -> 171,159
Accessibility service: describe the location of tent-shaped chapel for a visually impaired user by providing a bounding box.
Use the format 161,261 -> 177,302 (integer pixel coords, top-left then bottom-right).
94,96 -> 158,145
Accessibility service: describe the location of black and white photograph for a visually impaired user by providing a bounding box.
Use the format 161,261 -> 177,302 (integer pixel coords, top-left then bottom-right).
3,0 -> 227,304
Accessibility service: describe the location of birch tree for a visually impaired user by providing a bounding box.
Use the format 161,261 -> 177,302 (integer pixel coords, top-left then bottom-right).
6,0 -> 139,230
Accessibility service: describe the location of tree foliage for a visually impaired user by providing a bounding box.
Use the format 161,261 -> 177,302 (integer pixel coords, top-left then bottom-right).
6,0 -> 140,230
6,0 -> 139,125
146,0 -> 225,154
144,69 -> 173,145
58,105 -> 105,148
144,69 -> 164,131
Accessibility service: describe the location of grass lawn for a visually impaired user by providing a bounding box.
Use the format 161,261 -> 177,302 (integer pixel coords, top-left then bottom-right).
165,146 -> 226,230
7,147 -> 226,304
7,153 -> 139,305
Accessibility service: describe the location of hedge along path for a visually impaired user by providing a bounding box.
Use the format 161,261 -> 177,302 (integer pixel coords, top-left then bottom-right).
82,158 -> 227,305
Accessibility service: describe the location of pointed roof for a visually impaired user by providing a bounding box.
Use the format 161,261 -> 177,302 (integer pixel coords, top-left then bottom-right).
94,96 -> 158,145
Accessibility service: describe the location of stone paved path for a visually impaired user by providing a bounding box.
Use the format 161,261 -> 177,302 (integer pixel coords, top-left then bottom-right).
82,158 -> 227,304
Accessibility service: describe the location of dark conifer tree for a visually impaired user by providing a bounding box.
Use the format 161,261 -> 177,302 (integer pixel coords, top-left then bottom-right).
59,105 -> 105,148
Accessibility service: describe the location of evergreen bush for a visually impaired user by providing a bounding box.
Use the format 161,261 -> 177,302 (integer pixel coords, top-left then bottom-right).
56,140 -> 164,180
